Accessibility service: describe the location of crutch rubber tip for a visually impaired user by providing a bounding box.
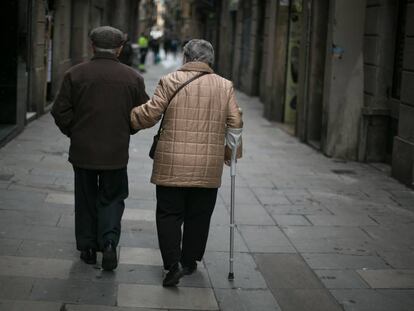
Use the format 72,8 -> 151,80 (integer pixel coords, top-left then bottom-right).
228,273 -> 234,281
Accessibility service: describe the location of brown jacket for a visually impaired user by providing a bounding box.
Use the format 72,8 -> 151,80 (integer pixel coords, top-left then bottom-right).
131,62 -> 243,188
52,52 -> 149,169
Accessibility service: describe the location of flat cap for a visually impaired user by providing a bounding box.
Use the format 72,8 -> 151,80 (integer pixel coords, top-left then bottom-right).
89,26 -> 124,49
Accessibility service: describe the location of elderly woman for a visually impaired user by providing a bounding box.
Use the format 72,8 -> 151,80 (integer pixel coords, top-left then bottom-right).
131,39 -> 243,286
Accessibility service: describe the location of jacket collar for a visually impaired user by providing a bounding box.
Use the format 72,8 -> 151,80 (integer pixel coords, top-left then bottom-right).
91,52 -> 120,62
179,61 -> 214,73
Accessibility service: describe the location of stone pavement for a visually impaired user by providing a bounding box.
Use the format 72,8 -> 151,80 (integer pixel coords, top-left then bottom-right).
0,56 -> 414,311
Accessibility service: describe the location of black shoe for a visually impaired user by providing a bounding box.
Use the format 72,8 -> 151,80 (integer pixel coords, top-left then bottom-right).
102,240 -> 117,271
80,249 -> 97,264
182,262 -> 197,275
162,264 -> 184,287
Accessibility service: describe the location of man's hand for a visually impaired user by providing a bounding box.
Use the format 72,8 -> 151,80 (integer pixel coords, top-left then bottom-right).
224,159 -> 231,167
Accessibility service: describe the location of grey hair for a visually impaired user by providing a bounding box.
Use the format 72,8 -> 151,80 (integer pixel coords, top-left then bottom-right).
183,39 -> 215,67
94,47 -> 118,54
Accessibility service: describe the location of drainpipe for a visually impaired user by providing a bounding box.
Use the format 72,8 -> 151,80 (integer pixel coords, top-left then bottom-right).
301,0 -> 313,141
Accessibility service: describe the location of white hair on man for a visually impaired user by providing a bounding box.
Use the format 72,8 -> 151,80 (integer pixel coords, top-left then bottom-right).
183,39 -> 215,67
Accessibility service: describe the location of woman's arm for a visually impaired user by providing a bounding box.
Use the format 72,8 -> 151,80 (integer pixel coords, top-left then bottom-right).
131,77 -> 169,130
225,84 -> 243,162
226,85 -> 243,129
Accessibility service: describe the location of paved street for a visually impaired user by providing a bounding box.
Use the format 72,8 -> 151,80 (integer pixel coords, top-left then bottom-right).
0,57 -> 414,311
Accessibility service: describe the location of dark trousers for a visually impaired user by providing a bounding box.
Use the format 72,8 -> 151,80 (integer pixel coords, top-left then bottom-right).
73,167 -> 128,251
139,48 -> 148,65
156,186 -> 218,270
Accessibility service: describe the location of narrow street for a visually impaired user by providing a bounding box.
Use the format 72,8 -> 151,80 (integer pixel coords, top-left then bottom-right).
0,58 -> 414,311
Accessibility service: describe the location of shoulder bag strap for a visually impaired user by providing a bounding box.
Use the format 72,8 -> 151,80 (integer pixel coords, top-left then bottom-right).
156,71 -> 210,135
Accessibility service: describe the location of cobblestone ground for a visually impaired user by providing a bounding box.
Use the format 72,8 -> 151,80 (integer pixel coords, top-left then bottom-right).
0,56 -> 414,311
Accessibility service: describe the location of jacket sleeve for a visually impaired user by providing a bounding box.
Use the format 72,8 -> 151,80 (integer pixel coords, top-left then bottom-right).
130,76 -> 150,135
136,76 -> 150,106
131,77 -> 169,130
226,85 -> 243,129
225,84 -> 243,160
51,73 -> 73,137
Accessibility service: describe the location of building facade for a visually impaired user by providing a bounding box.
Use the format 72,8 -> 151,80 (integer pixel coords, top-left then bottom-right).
0,0 -> 141,147
138,0 -> 157,36
3,0 -> 413,187
162,0 -> 220,46
212,0 -> 414,187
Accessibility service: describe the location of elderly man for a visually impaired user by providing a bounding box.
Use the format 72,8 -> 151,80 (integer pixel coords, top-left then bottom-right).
52,26 -> 149,270
131,39 -> 243,286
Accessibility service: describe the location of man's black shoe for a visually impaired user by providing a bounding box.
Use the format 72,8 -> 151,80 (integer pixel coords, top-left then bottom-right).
102,240 -> 117,271
162,264 -> 184,287
80,249 -> 97,264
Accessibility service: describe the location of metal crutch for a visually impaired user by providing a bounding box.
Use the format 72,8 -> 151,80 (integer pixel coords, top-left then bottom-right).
226,127 -> 242,281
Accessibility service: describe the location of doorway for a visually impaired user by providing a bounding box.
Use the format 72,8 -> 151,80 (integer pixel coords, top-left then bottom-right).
302,0 -> 329,149
387,0 -> 408,163
239,0 -> 252,92
283,0 -> 304,134
229,10 -> 237,80
45,0 -> 55,104
0,0 -> 32,143
252,0 -> 266,96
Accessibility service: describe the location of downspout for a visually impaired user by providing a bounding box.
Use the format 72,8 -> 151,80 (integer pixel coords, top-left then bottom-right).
26,0 -> 35,122
300,0 -> 313,140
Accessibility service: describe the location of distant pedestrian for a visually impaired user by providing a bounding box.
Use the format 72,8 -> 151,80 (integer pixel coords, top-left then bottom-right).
51,26 -> 149,271
138,33 -> 149,72
149,37 -> 161,64
170,38 -> 179,59
130,39 -> 243,286
163,37 -> 171,59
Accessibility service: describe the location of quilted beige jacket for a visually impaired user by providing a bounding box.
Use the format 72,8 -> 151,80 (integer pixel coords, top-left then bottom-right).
131,61 -> 243,188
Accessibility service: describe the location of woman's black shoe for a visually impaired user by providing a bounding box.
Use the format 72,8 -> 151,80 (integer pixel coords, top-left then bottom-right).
162,264 -> 184,287
102,240 -> 118,271
80,249 -> 97,264
182,266 -> 196,275
182,262 -> 197,275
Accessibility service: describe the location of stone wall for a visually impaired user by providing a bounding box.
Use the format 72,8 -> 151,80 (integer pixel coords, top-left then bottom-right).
215,0 -> 234,79
392,0 -> 414,186
30,0 -> 48,115
296,0 -> 329,146
234,0 -> 264,96
322,0 -> 366,159
359,0 -> 397,162
260,0 -> 280,122
51,0 -> 72,98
